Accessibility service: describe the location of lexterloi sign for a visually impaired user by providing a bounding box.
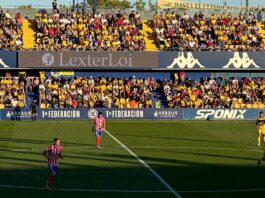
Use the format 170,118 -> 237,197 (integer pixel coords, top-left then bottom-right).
18,51 -> 158,68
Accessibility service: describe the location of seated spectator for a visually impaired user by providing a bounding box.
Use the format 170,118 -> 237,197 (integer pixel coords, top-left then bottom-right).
0,10 -> 23,50
40,76 -> 157,108
35,10 -> 145,51
154,11 -> 264,51
163,74 -> 265,108
0,77 -> 25,108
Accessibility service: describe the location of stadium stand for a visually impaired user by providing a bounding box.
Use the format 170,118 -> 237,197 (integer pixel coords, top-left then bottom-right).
0,72 -> 40,109
154,11 -> 264,51
0,76 -> 25,109
163,72 -> 265,108
39,76 -> 158,108
0,10 -> 23,50
35,10 -> 146,51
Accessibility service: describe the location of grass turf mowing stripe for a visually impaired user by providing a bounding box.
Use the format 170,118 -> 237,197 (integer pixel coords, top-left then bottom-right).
0,146 -> 262,153
0,184 -> 171,193
104,130 -> 182,198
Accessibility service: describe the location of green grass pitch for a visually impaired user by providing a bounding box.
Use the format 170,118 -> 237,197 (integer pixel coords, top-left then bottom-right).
0,120 -> 265,198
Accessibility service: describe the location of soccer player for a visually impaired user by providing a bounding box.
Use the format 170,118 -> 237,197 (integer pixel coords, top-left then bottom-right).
30,100 -> 37,121
93,112 -> 106,148
257,111 -> 265,146
42,138 -> 63,191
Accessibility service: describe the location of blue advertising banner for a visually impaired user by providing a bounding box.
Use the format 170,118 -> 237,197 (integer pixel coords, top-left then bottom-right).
159,51 -> 265,70
1,108 -> 263,121
183,109 -> 263,120
0,51 -> 17,68
0,108 -> 183,120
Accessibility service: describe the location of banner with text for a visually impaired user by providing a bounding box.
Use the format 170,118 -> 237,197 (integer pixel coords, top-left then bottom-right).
0,108 -> 182,120
183,109 -> 263,120
159,51 -> 265,70
0,108 -> 264,121
18,51 -> 158,68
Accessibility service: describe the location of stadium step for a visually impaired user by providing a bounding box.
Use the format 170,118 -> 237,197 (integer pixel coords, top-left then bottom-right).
142,20 -> 157,51
22,19 -> 36,49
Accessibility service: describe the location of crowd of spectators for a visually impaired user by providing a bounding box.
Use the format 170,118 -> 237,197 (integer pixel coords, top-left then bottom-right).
0,10 -> 23,50
1,73 -> 265,110
154,11 -> 264,51
39,76 -> 157,108
35,9 -> 145,51
163,73 -> 265,108
0,76 -> 25,109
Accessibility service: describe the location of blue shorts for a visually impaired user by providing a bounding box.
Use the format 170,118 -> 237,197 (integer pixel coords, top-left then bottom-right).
96,130 -> 103,136
49,165 -> 58,173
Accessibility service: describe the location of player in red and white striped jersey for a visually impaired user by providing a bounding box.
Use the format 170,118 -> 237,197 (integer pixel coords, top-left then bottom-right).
43,138 -> 63,191
93,112 -> 106,148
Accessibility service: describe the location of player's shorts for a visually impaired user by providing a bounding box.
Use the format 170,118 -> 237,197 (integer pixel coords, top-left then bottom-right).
258,127 -> 265,135
49,165 -> 58,173
96,130 -> 103,136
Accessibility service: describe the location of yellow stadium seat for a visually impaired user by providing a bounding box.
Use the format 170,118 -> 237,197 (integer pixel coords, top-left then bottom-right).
253,103 -> 259,108
0,104 -> 5,109
234,103 -> 241,108
247,104 -> 253,109
241,103 -> 247,108
259,104 -> 265,108
40,103 -> 46,109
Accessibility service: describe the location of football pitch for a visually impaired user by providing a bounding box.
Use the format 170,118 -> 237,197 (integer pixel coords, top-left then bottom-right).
0,120 -> 265,198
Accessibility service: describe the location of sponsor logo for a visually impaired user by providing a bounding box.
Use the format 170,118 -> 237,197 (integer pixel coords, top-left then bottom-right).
40,53 -> 133,67
42,53 -> 55,66
58,53 -> 132,67
41,110 -> 80,118
0,58 -> 10,68
88,109 -> 98,119
6,110 -> 31,119
195,109 -> 247,120
166,52 -> 205,69
223,52 -> 261,69
51,71 -> 60,78
106,110 -> 144,118
153,110 -> 179,118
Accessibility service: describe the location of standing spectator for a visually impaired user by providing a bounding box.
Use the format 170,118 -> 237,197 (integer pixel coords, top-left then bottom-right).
52,0 -> 59,12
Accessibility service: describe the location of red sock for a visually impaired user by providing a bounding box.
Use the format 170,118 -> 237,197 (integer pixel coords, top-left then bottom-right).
96,137 -> 100,146
47,175 -> 55,186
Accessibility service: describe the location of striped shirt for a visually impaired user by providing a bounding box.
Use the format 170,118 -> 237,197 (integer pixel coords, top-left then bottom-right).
44,144 -> 63,166
94,116 -> 105,131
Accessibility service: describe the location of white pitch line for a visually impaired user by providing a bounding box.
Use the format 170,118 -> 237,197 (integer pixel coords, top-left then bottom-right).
178,188 -> 265,193
0,184 -> 170,193
104,130 -> 182,198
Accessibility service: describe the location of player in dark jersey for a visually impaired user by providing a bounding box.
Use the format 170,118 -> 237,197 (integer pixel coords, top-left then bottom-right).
30,100 -> 37,121
43,138 -> 63,191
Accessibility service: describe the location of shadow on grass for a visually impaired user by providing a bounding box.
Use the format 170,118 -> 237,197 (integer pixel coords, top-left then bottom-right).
0,137 -> 91,147
111,133 -> 248,146
1,162 -> 265,198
